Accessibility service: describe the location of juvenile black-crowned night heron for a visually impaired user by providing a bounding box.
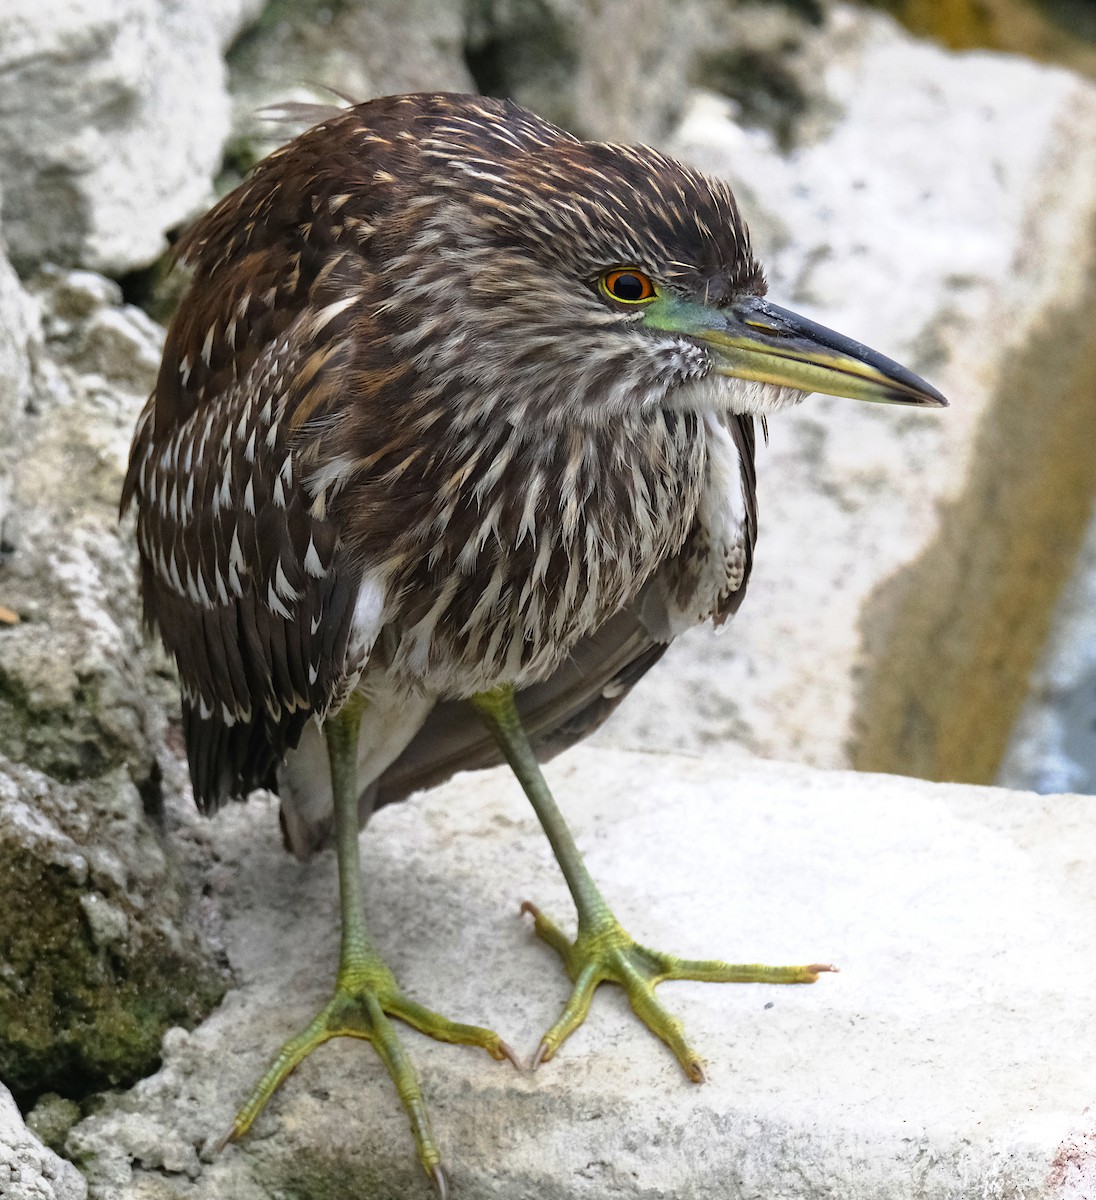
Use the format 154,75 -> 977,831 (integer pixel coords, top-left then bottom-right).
122,92 -> 946,1193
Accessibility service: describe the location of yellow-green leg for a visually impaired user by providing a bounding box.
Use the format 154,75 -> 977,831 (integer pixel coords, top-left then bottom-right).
470,684 -> 835,1081
220,694 -> 518,1195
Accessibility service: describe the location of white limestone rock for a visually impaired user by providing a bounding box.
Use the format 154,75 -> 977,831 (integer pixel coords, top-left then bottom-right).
0,215 -> 36,423
67,747 -> 1096,1199
0,271 -> 227,1103
0,267 -> 168,786
0,214 -> 39,558
595,10 -> 1096,788
0,0 -> 265,275
0,1083 -> 86,1200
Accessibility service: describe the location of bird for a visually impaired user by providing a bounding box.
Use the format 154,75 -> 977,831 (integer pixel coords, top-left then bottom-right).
121,91 -> 946,1194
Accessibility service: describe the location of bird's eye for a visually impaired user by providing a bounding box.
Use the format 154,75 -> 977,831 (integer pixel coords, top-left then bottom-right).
599,269 -> 658,304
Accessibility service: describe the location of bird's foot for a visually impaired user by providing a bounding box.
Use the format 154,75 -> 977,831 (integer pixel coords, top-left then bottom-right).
521,900 -> 835,1081
219,954 -> 518,1195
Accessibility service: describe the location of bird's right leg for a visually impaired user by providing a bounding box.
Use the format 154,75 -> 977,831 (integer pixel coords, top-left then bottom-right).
471,684 -> 833,1080
220,693 -> 517,1195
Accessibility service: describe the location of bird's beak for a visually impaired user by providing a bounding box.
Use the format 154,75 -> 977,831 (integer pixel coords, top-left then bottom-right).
645,293 -> 948,407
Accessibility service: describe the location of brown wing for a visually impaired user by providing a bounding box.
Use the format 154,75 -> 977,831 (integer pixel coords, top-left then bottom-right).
121,114 -> 388,812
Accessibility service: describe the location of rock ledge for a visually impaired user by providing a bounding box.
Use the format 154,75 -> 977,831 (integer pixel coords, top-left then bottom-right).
69,747 -> 1096,1200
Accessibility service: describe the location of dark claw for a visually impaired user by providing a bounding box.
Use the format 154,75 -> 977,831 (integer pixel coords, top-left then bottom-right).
519,900 -> 540,920
431,1163 -> 449,1200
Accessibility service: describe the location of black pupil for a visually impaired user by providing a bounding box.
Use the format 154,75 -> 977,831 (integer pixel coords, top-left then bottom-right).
611,272 -> 646,301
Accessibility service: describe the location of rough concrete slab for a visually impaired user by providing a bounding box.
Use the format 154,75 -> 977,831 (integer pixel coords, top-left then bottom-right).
68,747 -> 1096,1199
597,12 -> 1096,787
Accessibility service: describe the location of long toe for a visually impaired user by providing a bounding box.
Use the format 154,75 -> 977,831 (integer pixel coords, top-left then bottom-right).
223,974 -> 514,1189
524,904 -> 835,1079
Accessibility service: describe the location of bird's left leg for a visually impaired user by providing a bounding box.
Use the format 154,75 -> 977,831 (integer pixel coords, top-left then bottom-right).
470,683 -> 835,1081
221,693 -> 516,1193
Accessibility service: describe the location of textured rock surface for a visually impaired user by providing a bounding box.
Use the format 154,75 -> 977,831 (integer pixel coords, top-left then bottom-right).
224,0 -> 832,180
597,12 -> 1096,787
0,271 -> 227,1102
1,1083 -> 87,1200
461,0 -> 833,146
0,223 -> 37,557
1,269 -> 167,787
875,0 -> 1096,83
227,0 -> 474,169
465,0 -> 709,144
66,748 -> 1096,1199
0,753 -> 226,1102
0,0 -> 264,275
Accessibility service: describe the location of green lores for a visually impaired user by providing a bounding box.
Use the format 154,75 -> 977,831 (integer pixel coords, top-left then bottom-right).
642,290 -> 949,408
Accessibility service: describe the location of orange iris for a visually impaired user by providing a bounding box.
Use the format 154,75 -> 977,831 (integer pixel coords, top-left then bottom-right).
600,268 -> 658,304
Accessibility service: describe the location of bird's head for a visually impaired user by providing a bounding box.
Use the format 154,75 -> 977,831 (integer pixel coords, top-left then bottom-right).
373,95 -> 946,430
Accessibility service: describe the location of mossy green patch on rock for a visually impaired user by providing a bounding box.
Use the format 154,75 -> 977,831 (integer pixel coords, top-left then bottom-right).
0,761 -> 227,1106
0,658 -> 123,784
24,1092 -> 82,1156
